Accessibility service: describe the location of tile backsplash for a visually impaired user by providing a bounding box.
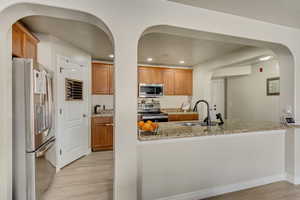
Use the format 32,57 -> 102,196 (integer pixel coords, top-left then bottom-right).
92,95 -> 191,113
92,95 -> 114,112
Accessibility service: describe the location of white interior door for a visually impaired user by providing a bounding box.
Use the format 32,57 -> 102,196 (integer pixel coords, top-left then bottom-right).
57,56 -> 89,168
210,79 -> 225,121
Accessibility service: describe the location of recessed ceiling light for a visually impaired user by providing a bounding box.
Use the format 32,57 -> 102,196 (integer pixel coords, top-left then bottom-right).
259,56 -> 273,61
147,58 -> 153,62
109,54 -> 114,58
179,60 -> 185,64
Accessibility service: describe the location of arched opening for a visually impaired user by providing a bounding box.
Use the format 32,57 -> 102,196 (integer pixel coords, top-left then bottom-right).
137,25 -> 295,200
0,3 -> 115,200
139,25 -> 294,121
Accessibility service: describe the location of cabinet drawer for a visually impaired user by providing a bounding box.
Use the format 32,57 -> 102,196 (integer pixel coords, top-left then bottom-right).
168,114 -> 198,121
92,116 -> 113,124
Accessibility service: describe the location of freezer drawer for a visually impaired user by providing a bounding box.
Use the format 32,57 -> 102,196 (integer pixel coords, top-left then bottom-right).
35,137 -> 56,199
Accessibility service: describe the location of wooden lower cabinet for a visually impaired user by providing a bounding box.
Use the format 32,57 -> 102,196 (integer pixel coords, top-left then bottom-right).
92,117 -> 113,151
168,114 -> 198,121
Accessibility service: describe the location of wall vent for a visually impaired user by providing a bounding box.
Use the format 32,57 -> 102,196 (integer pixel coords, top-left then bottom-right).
65,78 -> 83,101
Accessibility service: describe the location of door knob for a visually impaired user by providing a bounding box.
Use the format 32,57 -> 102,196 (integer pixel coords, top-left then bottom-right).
83,114 -> 87,118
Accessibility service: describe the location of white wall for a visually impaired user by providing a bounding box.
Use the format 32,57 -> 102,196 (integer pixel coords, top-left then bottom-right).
192,47 -> 275,117
92,95 -> 114,111
212,65 -> 252,78
159,96 -> 190,108
227,59 -> 280,122
138,131 -> 285,200
0,1 -> 299,200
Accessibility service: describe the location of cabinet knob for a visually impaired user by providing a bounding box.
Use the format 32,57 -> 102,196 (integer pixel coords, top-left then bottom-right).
83,114 -> 87,118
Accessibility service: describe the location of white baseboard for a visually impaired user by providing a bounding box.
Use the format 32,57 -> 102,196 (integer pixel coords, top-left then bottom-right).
85,148 -> 92,155
157,174 -> 286,200
286,173 -> 300,185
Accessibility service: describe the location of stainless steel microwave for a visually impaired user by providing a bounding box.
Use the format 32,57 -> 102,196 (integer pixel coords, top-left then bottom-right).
139,84 -> 164,98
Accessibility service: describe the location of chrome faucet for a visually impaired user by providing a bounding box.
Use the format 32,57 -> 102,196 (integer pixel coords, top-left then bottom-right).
193,100 -> 211,126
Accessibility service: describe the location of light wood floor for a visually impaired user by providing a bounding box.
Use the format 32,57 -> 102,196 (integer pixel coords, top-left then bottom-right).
44,151 -> 113,200
204,181 -> 300,200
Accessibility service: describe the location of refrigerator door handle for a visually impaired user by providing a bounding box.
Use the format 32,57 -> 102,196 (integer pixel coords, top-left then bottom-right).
35,137 -> 56,157
36,141 -> 55,158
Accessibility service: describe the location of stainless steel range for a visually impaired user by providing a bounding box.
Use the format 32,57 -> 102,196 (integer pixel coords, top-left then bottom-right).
138,99 -> 168,122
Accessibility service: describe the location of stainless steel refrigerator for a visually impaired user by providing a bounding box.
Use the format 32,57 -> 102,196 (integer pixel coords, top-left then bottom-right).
13,58 -> 56,200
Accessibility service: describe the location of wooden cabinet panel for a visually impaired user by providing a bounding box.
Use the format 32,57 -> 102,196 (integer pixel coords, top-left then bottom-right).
12,22 -> 39,61
92,62 -> 114,95
138,67 -> 193,96
174,69 -> 193,96
23,35 -> 37,61
92,117 -> 113,151
163,69 -> 175,95
109,66 -> 114,94
138,67 -> 163,84
12,24 -> 23,57
92,63 -> 110,94
168,114 -> 198,121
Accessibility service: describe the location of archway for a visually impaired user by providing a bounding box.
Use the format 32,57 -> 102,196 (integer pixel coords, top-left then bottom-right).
137,24 -> 295,200
0,3 -> 115,200
139,25 -> 294,120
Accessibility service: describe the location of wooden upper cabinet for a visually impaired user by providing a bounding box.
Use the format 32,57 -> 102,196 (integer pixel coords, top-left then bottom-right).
12,24 -> 23,57
174,69 -> 193,96
138,66 -> 163,84
92,62 -> 114,95
138,66 -> 193,96
163,69 -> 175,95
109,66 -> 114,94
23,34 -> 38,61
12,22 -> 39,61
92,63 -> 110,94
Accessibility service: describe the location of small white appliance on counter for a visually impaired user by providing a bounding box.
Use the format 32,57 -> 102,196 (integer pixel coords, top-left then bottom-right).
12,58 -> 56,200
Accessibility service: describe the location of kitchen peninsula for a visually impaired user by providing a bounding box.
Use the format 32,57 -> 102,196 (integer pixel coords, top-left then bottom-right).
138,119 -> 288,141
137,120 -> 291,200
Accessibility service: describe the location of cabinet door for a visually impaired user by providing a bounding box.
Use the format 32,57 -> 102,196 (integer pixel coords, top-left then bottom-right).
92,122 -> 113,151
138,67 -> 163,84
109,65 -> 114,94
174,69 -> 193,95
163,69 -> 175,95
23,34 -> 37,61
92,63 -> 110,94
12,24 -> 24,57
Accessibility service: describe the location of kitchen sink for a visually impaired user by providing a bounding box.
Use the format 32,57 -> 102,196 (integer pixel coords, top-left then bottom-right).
178,121 -> 218,127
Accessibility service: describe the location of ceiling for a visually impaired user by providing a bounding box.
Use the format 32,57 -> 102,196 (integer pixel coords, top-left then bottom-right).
22,16 -> 114,61
169,0 -> 300,29
22,16 -> 250,66
138,33 -> 245,66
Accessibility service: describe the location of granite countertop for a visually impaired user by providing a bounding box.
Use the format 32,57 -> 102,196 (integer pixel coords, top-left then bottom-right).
138,119 -> 289,141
